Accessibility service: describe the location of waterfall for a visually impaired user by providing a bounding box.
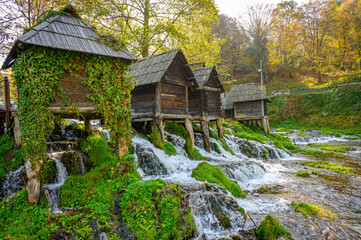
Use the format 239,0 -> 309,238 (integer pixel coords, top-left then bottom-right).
0,166 -> 26,201
42,152 -> 69,212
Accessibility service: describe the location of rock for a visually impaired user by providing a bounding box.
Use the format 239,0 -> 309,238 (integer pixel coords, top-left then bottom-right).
61,151 -> 87,175
25,160 -> 41,179
26,178 -> 41,203
135,145 -> 167,175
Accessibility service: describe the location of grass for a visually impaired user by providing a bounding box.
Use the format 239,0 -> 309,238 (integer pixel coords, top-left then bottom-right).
192,162 -> 246,198
344,137 -> 359,140
256,215 -> 291,240
295,170 -> 310,177
299,161 -> 352,174
290,201 -> 334,220
306,143 -> 350,152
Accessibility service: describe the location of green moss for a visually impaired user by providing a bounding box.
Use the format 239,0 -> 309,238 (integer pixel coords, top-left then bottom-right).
299,161 -> 352,174
165,122 -> 187,139
344,137 -> 358,140
61,118 -> 68,125
276,127 -> 294,133
259,186 -> 269,194
71,122 -> 86,138
298,132 -> 308,137
214,143 -> 222,154
291,201 -> 334,219
192,123 -> 202,133
119,179 -> 195,240
256,215 -> 291,240
81,134 -> 118,166
224,128 -> 232,135
298,148 -> 342,158
62,152 -> 84,175
148,127 -> 165,150
295,170 -> 310,177
222,141 -> 235,155
185,135 -> 207,160
262,151 -> 268,159
218,213 -> 231,229
164,141 -> 177,156
312,170 -> 319,174
335,132 -> 341,137
39,158 -> 57,183
192,162 -> 246,198
127,144 -> 135,154
306,143 -> 350,152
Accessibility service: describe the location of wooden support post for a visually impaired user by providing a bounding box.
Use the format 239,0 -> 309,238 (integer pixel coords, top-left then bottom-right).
14,116 -> 21,147
216,118 -> 224,139
185,118 -> 194,150
84,119 -> 91,135
4,76 -> 11,134
155,118 -> 165,144
0,115 -> 5,135
201,120 -> 210,152
263,117 -> 270,134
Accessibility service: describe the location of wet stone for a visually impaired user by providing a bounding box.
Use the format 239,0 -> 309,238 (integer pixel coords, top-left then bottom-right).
135,145 -> 168,176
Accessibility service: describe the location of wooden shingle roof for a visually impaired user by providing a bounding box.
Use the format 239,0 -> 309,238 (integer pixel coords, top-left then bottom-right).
222,83 -> 270,109
192,66 -> 224,92
128,49 -> 198,87
2,8 -> 136,69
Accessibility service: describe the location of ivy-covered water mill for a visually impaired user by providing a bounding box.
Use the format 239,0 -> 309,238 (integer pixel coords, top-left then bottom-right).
1,4 -> 361,240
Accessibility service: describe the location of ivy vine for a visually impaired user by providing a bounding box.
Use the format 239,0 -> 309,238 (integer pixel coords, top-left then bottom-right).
12,45 -> 133,168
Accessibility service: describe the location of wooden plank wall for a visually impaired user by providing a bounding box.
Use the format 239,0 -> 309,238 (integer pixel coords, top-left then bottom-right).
131,84 -> 156,114
160,83 -> 186,115
189,89 -> 202,118
160,60 -> 188,116
234,101 -> 263,118
49,69 -> 95,108
207,91 -> 221,118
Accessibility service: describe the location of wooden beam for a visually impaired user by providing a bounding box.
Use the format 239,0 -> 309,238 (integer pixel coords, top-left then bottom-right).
155,118 -> 165,144
216,118 -> 224,139
84,119 -> 91,135
14,116 -> 21,147
4,76 -> 11,133
201,120 -> 210,152
195,87 -> 220,92
48,107 -> 97,113
185,118 -> 194,150
155,82 -> 161,115
263,117 -> 270,134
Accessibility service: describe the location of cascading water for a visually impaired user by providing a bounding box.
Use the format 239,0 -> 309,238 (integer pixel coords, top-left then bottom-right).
42,152 -> 69,212
0,165 -> 26,201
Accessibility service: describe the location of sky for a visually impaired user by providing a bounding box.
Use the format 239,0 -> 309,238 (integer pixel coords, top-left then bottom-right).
214,0 -> 310,19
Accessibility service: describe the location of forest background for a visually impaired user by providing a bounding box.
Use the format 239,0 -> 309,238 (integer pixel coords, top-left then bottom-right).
1,0 -> 361,94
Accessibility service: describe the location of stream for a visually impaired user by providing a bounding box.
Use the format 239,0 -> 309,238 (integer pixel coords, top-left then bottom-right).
1,122 -> 360,239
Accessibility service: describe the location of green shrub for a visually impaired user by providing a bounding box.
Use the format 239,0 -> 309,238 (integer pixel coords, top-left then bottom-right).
164,141 -> 177,156
290,201 -> 334,219
295,170 -> 310,177
0,135 -> 24,180
192,162 -> 246,198
256,215 -> 291,240
119,179 -> 195,240
299,161 -> 352,174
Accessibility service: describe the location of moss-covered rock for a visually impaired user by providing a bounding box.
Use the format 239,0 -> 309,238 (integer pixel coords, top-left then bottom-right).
256,215 -> 291,240
164,141 -> 177,156
165,122 -> 187,139
290,201 -> 334,219
192,162 -> 246,198
39,158 -> 57,183
70,122 -> 86,138
295,170 -> 310,177
62,151 -> 86,175
185,134 -> 207,160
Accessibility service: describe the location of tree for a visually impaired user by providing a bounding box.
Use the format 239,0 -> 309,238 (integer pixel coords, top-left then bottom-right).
268,0 -> 302,78
241,4 -> 273,82
72,0 -> 222,60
